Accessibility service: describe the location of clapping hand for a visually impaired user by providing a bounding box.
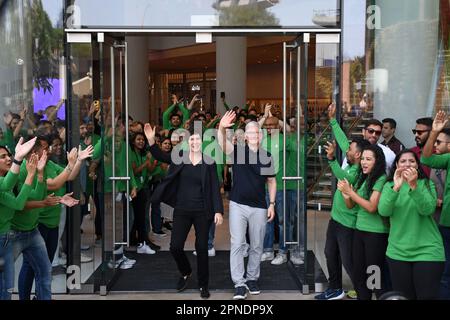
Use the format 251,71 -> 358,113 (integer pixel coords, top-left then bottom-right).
60,192 -> 80,207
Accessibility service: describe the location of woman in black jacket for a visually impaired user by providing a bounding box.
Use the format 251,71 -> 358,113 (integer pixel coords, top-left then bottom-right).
144,123 -> 224,299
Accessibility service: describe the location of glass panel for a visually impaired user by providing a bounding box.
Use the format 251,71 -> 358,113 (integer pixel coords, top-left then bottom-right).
96,38 -> 130,291
342,0 -> 449,149
1,0 -> 67,295
306,37 -> 339,292
68,0 -> 340,29
67,41 -> 98,290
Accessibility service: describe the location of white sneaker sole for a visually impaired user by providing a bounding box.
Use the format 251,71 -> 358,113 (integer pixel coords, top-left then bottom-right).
233,294 -> 247,300
328,291 -> 346,300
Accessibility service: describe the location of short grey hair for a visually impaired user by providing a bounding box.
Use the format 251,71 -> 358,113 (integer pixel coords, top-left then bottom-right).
245,121 -> 262,134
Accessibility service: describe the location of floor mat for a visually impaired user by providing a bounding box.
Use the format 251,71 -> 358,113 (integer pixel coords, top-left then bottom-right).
110,250 -> 324,292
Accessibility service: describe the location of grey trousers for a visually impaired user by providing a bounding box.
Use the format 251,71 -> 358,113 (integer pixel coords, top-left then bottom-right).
229,201 -> 267,288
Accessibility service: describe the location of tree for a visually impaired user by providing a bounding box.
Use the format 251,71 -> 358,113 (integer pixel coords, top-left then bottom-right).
218,4 -> 279,27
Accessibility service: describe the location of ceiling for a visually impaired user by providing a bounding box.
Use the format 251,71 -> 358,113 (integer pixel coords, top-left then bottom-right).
148,36 -> 298,73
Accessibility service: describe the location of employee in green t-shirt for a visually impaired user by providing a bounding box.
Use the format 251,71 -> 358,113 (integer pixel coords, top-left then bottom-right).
379,149 -> 444,300
337,144 -> 388,300
129,132 -> 155,255
315,137 -> 370,300
420,110 -> 450,300
0,150 -> 41,300
148,136 -> 172,236
16,135 -> 92,300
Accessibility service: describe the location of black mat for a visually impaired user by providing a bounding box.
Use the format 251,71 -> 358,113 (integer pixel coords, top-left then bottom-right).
110,250 -> 324,292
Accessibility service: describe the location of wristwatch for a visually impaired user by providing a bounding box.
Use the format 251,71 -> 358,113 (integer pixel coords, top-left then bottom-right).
13,158 -> 23,165
269,201 -> 276,206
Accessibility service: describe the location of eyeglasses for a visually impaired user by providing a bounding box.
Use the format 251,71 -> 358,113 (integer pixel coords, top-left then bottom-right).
436,139 -> 450,145
365,128 -> 382,135
412,129 -> 430,135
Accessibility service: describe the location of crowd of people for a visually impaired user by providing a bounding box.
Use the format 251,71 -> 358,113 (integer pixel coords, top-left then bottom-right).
0,93 -> 449,301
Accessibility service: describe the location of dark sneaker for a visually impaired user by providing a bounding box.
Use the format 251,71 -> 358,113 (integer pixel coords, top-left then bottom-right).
163,221 -> 173,231
233,286 -> 247,300
176,274 -> 191,292
245,280 -> 260,295
314,288 -> 345,300
200,287 -> 210,299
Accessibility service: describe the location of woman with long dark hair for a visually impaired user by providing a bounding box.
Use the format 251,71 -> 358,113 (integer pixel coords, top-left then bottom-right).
338,144 -> 388,300
379,149 -> 444,299
149,136 -> 172,236
129,132 -> 155,254
144,122 -> 223,299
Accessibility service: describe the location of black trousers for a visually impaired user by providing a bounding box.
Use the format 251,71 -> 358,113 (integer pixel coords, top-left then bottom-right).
324,219 -> 355,289
170,209 -> 213,288
131,188 -> 148,244
387,257 -> 444,300
352,229 -> 388,300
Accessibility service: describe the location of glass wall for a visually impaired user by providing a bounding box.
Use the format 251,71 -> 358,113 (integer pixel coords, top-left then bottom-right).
342,0 -> 449,147
68,0 -> 340,29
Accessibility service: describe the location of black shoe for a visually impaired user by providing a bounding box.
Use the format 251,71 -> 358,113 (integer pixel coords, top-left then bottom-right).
233,286 -> 247,300
200,287 -> 210,299
146,239 -> 161,251
177,274 -> 191,292
245,280 -> 260,295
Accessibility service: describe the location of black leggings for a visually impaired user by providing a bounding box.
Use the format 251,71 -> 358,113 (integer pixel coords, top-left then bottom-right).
132,188 -> 148,244
352,229 -> 388,300
387,257 -> 444,300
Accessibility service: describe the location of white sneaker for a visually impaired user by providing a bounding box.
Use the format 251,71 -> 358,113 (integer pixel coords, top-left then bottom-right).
271,253 -> 287,265
137,242 -> 155,254
113,246 -> 123,255
260,251 -> 274,262
193,248 -> 216,257
81,253 -> 93,263
290,255 -> 304,265
122,255 -> 136,265
112,257 -> 134,270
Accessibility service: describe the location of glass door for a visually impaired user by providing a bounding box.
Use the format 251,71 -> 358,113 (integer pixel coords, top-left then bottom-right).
97,36 -> 131,294
282,36 -> 309,293
283,33 -> 341,294
67,34 -> 131,294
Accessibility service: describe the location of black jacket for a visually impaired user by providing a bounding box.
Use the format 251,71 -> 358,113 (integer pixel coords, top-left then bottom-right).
149,144 -> 224,218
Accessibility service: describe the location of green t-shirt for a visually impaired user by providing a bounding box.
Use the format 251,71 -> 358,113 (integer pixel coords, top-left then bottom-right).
39,161 -> 66,228
129,146 -> 148,190
202,131 -> 227,183
355,175 -> 389,233
285,134 -> 305,191
92,137 -> 137,193
11,162 -> 47,231
0,184 -> 32,234
379,180 -> 444,262
162,103 -> 190,130
329,160 -> 360,229
421,153 -> 450,227
261,133 -> 300,191
0,171 -> 19,192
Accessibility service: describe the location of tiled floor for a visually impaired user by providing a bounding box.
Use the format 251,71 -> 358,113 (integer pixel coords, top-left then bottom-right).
12,195 -> 353,299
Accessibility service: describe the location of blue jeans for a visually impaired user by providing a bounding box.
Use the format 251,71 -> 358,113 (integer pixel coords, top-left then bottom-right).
0,231 -> 15,300
263,190 -> 305,255
20,224 -> 59,300
263,191 -> 286,254
12,229 -> 52,300
440,226 -> 450,300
